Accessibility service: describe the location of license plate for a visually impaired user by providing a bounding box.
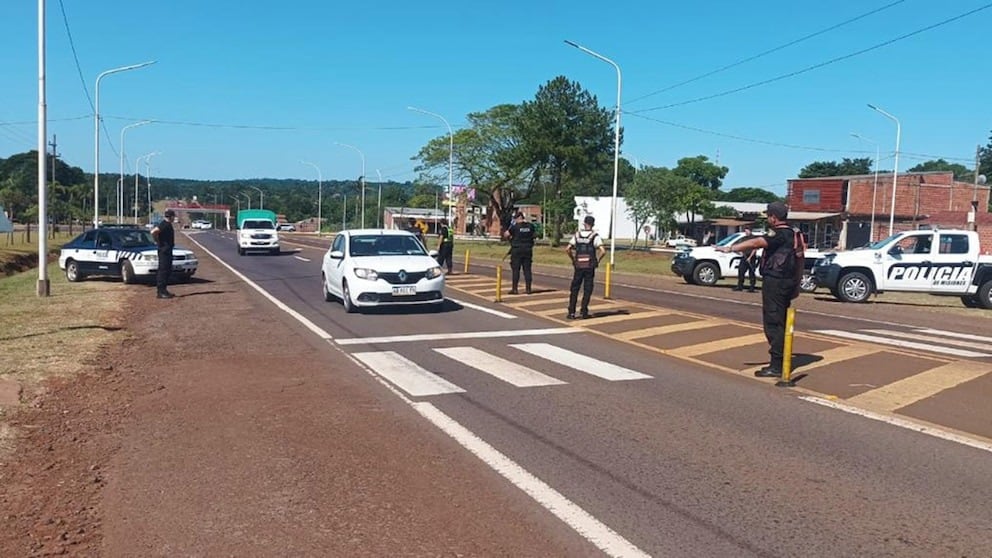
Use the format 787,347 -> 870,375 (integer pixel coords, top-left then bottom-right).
392,286 -> 417,296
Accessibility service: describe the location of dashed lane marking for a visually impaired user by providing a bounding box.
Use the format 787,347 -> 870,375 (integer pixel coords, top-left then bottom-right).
914,328 -> 992,343
848,361 -> 992,412
336,327 -> 578,346
434,347 -> 566,387
446,297 -> 517,319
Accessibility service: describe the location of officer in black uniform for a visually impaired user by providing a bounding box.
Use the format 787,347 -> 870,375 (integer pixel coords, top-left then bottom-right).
717,202 -> 797,377
502,211 -> 535,294
733,226 -> 757,292
151,209 -> 176,299
436,218 -> 454,273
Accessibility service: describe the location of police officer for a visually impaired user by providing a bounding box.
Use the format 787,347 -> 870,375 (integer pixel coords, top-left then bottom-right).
565,215 -> 606,319
151,209 -> 176,299
406,217 -> 425,246
436,218 -> 454,274
717,202 -> 797,377
502,211 -> 535,294
733,226 -> 757,292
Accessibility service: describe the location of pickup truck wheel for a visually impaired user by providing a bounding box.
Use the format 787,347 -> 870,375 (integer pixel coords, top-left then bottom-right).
960,295 -> 981,308
692,262 -> 719,286
977,281 -> 992,310
837,272 -> 872,303
799,272 -> 818,293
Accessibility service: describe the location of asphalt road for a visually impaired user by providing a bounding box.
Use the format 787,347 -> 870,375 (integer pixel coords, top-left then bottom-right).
184,230 -> 992,557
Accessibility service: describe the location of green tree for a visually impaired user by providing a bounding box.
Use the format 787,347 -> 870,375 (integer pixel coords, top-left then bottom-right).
625,167 -> 663,248
516,76 -> 618,245
798,157 -> 873,178
907,159 -> 970,180
716,187 -> 781,203
673,155 -> 728,190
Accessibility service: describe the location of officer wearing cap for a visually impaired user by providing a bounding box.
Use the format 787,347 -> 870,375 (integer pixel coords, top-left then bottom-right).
717,201 -> 797,377
502,211 -> 535,294
151,209 -> 177,299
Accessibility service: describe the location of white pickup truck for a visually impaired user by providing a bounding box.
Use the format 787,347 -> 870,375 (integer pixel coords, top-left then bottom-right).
671,231 -> 821,292
813,228 -> 992,308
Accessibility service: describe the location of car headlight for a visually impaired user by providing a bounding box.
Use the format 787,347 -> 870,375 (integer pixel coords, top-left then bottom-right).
426,266 -> 443,279
353,268 -> 378,281
143,253 -> 157,262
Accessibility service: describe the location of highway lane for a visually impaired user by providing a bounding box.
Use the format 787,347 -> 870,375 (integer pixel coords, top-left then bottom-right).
184,230 -> 992,556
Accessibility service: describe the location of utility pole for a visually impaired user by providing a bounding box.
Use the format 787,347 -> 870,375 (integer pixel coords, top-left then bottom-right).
48,135 -> 59,186
971,145 -> 982,232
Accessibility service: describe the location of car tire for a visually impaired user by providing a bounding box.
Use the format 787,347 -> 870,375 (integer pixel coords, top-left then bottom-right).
121,261 -> 136,284
683,274 -> 697,285
322,274 -> 334,302
976,280 -> 992,310
961,295 -> 981,308
837,271 -> 872,303
342,280 -> 357,313
692,262 -> 719,286
65,260 -> 83,282
270,248 -> 279,255
799,272 -> 818,293
238,247 -> 245,256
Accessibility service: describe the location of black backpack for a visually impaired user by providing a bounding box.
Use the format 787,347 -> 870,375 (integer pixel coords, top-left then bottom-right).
573,232 -> 598,269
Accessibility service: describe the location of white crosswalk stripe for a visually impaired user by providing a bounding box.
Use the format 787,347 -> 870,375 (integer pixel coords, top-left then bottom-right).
862,329 -> 992,351
353,351 -> 465,397
814,329 -> 992,358
913,328 -> 992,344
511,343 -> 653,381
434,347 -> 566,387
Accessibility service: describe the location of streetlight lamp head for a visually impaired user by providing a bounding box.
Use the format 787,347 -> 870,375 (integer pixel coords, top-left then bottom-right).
564,39 -> 579,48
979,174 -> 988,186
867,103 -> 878,110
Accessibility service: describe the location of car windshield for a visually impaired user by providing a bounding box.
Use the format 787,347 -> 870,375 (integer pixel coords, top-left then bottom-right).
861,234 -> 901,250
715,233 -> 744,247
243,220 -> 274,230
350,234 -> 427,257
118,230 -> 156,248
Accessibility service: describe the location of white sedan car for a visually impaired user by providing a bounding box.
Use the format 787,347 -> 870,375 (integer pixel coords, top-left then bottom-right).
321,229 -> 445,312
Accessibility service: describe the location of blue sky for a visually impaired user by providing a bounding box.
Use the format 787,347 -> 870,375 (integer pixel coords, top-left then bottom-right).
1,0 -> 990,195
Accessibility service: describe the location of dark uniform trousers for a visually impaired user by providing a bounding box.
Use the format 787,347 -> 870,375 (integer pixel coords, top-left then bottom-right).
437,243 -> 454,272
568,267 -> 596,316
156,248 -> 173,294
761,275 -> 794,369
510,249 -> 533,291
737,255 -> 756,288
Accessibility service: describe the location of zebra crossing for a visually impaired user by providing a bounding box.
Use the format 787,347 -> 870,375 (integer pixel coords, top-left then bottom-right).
813,328 -> 992,359
353,342 -> 651,397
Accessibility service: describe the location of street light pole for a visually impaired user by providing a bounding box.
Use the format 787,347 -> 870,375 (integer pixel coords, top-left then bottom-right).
565,40 -> 622,267
37,0 -> 49,296
407,106 -> 453,227
375,169 -> 383,228
145,151 -> 160,223
248,186 -> 264,210
334,142 -> 366,228
851,133 -> 880,242
93,60 -> 155,227
241,192 -> 252,210
868,104 -> 901,237
120,120 -> 151,222
301,160 -> 323,235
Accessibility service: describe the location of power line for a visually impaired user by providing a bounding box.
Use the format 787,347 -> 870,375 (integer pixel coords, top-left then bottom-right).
630,2 -> 992,114
626,0 -> 907,105
104,115 -> 449,133
57,0 -> 94,113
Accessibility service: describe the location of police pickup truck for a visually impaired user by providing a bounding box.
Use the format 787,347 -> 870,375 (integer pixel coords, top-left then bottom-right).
813,228 -> 992,308
671,231 -> 821,292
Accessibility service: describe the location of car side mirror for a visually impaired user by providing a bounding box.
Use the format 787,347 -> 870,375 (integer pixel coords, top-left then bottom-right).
329,250 -> 344,260
888,246 -> 902,256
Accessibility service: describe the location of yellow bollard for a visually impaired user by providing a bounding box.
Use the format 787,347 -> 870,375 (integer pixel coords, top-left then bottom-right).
604,262 -> 613,300
495,265 -> 503,303
464,249 -> 470,274
776,307 -> 797,387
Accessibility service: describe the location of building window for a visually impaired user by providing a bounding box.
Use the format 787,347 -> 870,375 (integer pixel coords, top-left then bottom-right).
803,189 -> 820,204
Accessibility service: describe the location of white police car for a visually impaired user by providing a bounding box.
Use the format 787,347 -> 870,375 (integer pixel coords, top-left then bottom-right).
58,226 -> 198,284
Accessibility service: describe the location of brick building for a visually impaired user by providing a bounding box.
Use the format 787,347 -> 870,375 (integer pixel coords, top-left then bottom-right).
786,172 -> 991,250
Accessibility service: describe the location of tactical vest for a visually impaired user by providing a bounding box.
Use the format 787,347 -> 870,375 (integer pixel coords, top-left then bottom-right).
510,223 -> 535,250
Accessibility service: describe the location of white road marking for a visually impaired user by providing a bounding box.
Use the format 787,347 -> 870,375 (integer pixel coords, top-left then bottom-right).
446,296 -> 517,319
186,236 -> 333,340
352,351 -> 465,397
861,329 -> 992,351
336,327 -> 577,346
799,396 -> 992,455
511,343 -> 652,381
813,329 -> 991,358
294,255 -> 311,262
412,402 -> 650,558
914,328 -> 992,344
434,347 -> 565,387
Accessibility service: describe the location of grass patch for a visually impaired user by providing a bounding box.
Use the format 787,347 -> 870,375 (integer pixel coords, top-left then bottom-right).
458,239 -> 677,276
0,262 -> 129,387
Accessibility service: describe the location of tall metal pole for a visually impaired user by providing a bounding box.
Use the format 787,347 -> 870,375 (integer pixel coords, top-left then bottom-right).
145,152 -> 160,223
249,186 -> 264,210
120,120 -> 151,222
37,0 -> 49,296
868,104 -> 901,237
93,60 -> 155,227
241,192 -> 252,210
375,169 -> 383,228
334,142 -> 366,228
302,161 -> 323,235
407,107 -> 453,226
565,40 -> 622,266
